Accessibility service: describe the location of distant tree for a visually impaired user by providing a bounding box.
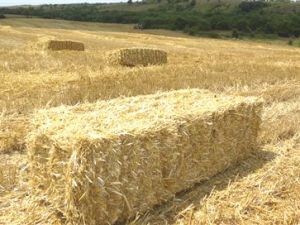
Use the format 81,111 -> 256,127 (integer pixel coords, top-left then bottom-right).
0,0 -> 298,39
175,17 -> 187,30
232,29 -> 240,39
239,1 -> 269,12
0,14 -> 5,19
190,0 -> 196,7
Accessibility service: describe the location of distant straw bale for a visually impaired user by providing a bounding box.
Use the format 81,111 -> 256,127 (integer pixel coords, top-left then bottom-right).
27,89 -> 263,225
47,40 -> 85,51
107,48 -> 167,66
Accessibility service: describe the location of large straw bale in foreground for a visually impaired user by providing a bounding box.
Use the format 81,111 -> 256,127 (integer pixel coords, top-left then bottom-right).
107,48 -> 167,66
47,40 -> 85,51
28,89 -> 262,224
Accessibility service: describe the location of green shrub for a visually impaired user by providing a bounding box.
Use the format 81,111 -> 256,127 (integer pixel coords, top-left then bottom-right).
239,1 -> 269,12
232,29 -> 240,39
198,31 -> 221,39
183,26 -> 197,35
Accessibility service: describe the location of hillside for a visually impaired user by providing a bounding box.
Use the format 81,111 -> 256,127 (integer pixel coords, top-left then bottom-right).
1,0 -> 300,43
0,17 -> 300,224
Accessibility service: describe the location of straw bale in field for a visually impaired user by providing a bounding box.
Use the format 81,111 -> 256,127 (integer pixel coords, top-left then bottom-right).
47,40 -> 85,51
27,89 -> 262,225
107,48 -> 167,66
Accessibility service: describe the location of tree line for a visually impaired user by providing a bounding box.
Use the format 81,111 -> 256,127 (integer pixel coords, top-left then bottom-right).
0,1 -> 299,38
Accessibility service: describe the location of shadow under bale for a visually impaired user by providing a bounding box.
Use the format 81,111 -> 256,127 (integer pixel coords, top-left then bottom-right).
135,148 -> 277,225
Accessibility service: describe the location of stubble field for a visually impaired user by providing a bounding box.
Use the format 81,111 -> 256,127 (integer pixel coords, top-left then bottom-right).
0,17 -> 300,225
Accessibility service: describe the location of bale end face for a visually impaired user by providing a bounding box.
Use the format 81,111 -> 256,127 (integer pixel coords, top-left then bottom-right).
47,40 -> 85,51
107,48 -> 167,67
27,89 -> 263,225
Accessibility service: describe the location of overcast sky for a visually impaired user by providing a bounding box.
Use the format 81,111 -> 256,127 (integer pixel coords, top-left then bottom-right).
0,0 -> 125,6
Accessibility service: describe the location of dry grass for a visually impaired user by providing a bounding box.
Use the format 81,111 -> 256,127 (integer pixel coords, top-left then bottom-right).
0,152 -> 27,197
0,17 -> 300,225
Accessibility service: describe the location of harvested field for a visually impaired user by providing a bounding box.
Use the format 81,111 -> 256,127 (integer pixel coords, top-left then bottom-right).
27,89 -> 262,225
1,70 -> 300,152
0,153 -> 26,197
0,17 -> 300,225
47,40 -> 85,51
107,48 -> 168,66
0,114 -> 27,153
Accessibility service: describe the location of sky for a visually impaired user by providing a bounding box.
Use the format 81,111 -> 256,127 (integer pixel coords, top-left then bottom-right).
0,0 -> 125,7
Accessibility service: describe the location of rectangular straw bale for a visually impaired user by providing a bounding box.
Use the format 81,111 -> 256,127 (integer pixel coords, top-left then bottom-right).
47,40 -> 85,51
27,89 -> 262,225
107,48 -> 167,66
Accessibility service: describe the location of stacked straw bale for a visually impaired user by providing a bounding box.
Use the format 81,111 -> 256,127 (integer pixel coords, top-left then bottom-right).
107,48 -> 167,66
47,40 -> 85,51
27,89 -> 262,224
